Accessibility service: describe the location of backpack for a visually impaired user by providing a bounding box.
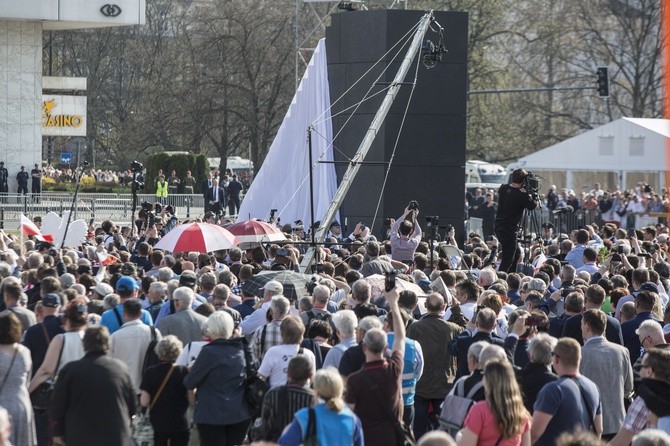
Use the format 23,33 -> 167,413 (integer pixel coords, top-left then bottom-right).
438,377 -> 484,436
141,326 -> 160,375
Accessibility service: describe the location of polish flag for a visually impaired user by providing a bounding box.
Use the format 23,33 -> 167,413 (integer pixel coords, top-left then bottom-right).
97,251 -> 117,266
533,252 -> 548,273
19,215 -> 54,243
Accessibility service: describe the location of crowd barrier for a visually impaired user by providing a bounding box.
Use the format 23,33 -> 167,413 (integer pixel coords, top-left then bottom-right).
0,193 -> 210,228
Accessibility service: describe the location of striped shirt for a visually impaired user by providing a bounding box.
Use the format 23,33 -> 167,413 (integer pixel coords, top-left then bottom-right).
258,385 -> 315,441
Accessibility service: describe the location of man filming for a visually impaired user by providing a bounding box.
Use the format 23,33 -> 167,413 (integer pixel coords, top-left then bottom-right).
389,203 -> 422,264
494,168 -> 540,273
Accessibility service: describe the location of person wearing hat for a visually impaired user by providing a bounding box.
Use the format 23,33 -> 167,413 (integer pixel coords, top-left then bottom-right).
610,348 -> 670,445
541,223 -> 555,245
328,221 -> 343,241
100,276 -> 154,334
239,280 -> 284,336
0,161 -> 7,201
89,282 -> 114,315
22,293 -> 64,374
16,165 -> 29,196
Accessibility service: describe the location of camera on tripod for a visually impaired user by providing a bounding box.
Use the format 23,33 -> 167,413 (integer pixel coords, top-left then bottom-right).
130,161 -> 145,191
523,171 -> 540,195
425,216 -> 439,240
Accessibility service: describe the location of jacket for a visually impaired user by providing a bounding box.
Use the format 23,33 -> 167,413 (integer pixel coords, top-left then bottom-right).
183,337 -> 251,425
580,336 -> 633,434
48,351 -> 136,446
407,313 -> 463,399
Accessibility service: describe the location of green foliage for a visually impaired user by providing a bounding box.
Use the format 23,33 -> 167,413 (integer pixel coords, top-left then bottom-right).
145,152 -> 209,193
42,182 -> 131,194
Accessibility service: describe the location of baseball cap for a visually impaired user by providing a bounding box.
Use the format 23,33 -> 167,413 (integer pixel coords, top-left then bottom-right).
261,280 -> 283,294
330,221 -> 341,228
92,282 -> 114,297
115,276 -> 139,293
639,282 -> 659,294
41,293 -> 61,308
179,271 -> 198,287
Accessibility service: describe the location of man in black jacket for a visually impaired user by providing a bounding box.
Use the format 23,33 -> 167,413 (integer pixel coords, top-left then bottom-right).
49,326 -> 136,446
561,284 -> 623,345
494,168 -> 539,273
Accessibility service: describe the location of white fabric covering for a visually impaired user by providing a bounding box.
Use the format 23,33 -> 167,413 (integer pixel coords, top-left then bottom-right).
238,39 -> 338,227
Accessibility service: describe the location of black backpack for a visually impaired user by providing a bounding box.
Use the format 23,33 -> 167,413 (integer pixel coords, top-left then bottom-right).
142,326 -> 160,374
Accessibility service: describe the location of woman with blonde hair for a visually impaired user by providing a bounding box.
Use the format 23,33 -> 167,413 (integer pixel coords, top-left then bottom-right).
278,367 -> 363,446
457,360 -> 531,446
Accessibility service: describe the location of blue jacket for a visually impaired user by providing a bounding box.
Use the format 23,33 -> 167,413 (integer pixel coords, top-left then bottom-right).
279,403 -> 363,446
183,337 -> 251,425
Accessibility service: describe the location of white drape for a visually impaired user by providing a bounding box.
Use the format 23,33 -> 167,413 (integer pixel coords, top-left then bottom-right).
238,39 -> 338,229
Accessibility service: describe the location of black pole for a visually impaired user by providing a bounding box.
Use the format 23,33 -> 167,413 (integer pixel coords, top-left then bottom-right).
130,171 -> 139,237
307,126 -> 318,262
61,161 -> 88,249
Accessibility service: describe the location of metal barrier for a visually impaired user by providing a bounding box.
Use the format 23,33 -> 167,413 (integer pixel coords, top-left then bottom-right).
0,192 -> 209,227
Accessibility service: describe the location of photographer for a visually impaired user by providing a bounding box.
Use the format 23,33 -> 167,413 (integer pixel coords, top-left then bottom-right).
389,204 -> 421,263
494,168 -> 539,273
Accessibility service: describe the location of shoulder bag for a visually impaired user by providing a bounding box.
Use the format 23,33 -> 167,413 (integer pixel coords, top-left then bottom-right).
0,348 -> 18,394
362,371 -> 416,446
133,365 -> 176,446
31,333 -> 65,411
303,407 -> 318,446
242,337 -> 269,419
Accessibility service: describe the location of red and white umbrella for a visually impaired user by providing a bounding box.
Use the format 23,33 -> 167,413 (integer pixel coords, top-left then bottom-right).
154,222 -> 238,253
227,219 -> 286,245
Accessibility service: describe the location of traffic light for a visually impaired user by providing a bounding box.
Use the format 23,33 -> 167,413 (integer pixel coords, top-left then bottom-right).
596,67 -> 609,98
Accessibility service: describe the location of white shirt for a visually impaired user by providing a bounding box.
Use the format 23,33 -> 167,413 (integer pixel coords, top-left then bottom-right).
240,301 -> 272,336
110,319 -> 161,393
443,301 -> 476,322
175,340 -> 208,368
258,343 -> 316,388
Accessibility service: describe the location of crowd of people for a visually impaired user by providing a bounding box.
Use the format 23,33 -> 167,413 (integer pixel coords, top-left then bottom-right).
467,180 -> 669,238
0,177 -> 670,445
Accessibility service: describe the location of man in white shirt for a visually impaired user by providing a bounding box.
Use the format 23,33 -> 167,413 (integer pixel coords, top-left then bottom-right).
110,298 -> 161,394
258,316 -> 316,388
239,280 -> 284,336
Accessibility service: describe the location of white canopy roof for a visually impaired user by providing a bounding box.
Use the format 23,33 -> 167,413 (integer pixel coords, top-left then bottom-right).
511,118 -> 670,172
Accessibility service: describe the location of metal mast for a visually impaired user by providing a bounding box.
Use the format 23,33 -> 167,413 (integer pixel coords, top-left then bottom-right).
300,10 -> 435,272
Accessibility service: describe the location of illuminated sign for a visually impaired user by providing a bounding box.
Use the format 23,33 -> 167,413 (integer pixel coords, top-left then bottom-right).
42,95 -> 87,136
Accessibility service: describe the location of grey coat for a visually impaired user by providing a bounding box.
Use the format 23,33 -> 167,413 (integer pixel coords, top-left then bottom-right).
580,336 -> 633,435
183,337 -> 252,425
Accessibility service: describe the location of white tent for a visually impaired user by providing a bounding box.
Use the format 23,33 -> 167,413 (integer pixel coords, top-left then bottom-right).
508,118 -> 670,192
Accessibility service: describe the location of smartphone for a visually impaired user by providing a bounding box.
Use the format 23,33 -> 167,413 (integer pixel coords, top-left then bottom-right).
525,315 -> 543,326
384,270 -> 396,292
276,248 -> 289,257
89,218 -> 94,226
628,228 -> 637,238
617,245 -> 625,254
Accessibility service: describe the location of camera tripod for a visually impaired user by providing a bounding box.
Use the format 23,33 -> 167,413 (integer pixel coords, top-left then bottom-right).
516,207 -> 542,275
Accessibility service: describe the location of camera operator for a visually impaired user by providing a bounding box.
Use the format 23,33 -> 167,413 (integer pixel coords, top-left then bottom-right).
494,168 -> 540,273
389,203 -> 422,263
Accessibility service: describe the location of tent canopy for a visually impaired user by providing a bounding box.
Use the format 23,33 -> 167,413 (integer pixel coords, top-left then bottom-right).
508,118 -> 670,191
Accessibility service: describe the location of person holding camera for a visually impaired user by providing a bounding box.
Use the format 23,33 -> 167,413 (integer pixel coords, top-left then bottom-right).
494,168 -> 540,273
390,204 -> 422,263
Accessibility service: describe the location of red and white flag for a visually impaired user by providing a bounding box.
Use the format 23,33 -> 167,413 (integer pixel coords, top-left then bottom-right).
19,214 -> 54,242
533,252 -> 548,273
